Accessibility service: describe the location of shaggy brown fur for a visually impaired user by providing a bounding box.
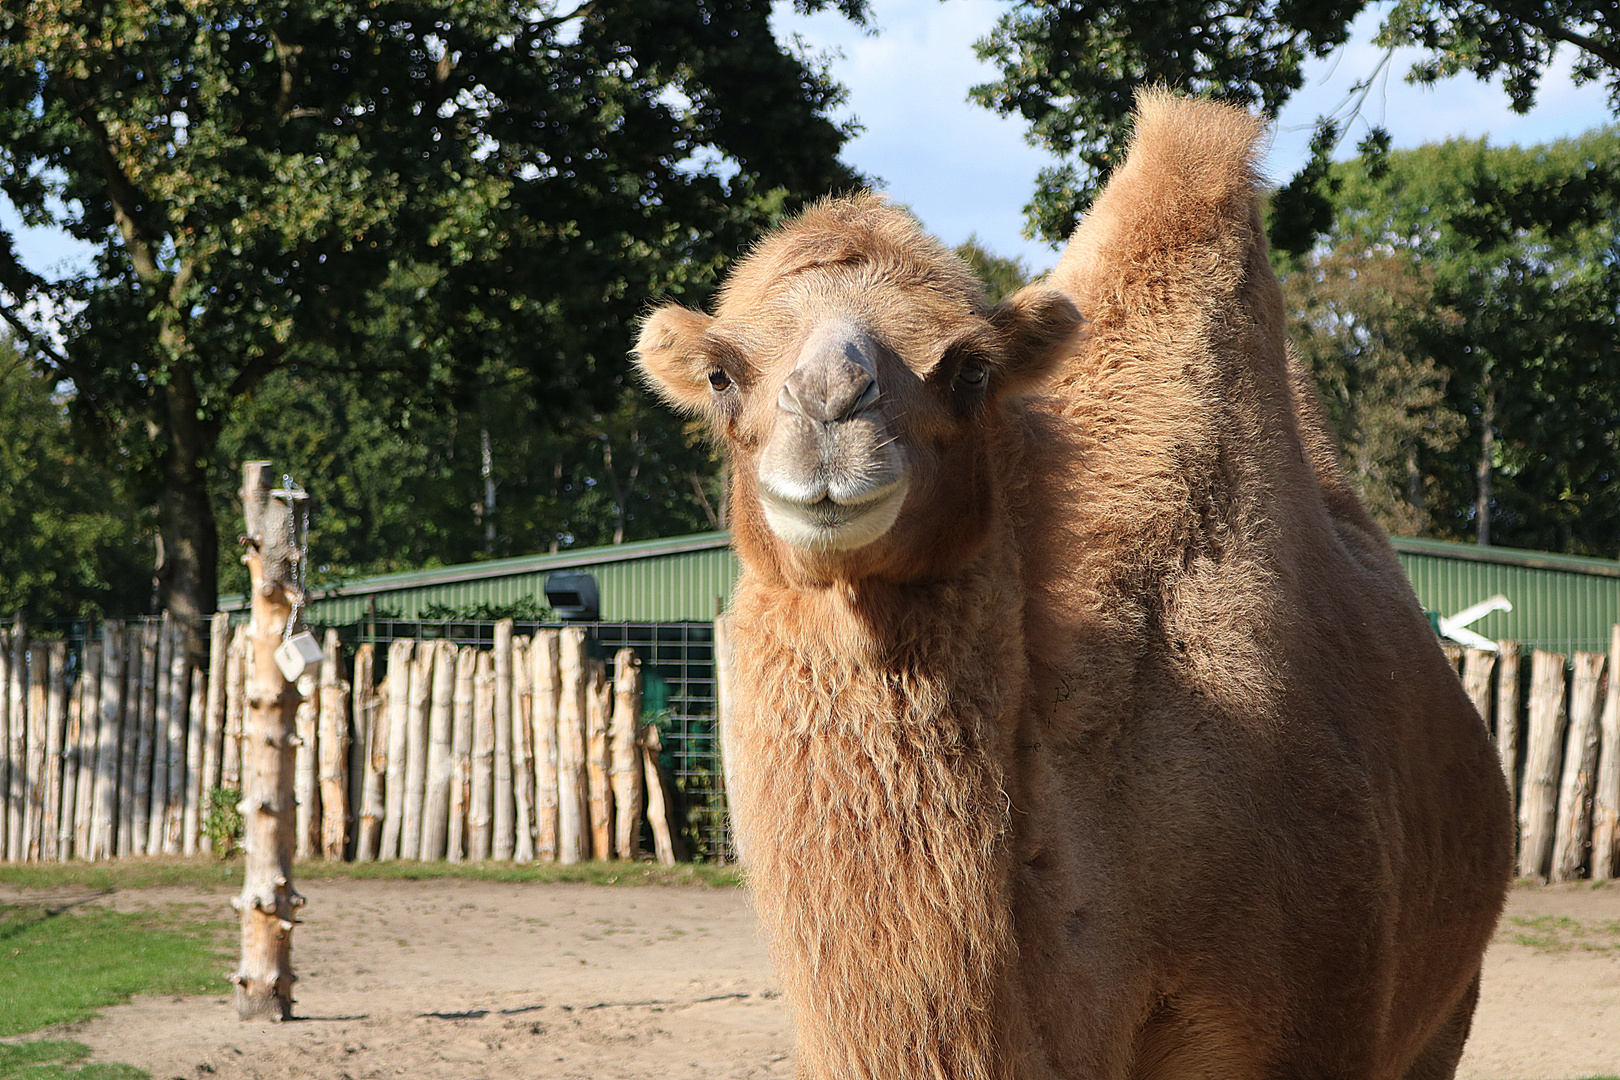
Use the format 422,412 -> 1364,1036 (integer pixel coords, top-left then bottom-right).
636,89 -> 1513,1080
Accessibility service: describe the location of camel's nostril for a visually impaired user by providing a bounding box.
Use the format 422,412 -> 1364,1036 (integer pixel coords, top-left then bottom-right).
781,358 -> 878,422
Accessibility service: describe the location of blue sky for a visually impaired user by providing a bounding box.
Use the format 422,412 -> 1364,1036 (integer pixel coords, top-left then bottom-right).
5,1 -> 1615,281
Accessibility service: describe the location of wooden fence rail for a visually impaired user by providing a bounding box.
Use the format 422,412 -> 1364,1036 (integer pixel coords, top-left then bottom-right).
0,617 -> 678,866
5,614 -> 1617,878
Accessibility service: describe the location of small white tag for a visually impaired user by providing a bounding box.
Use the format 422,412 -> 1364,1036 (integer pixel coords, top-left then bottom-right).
274,631 -> 322,681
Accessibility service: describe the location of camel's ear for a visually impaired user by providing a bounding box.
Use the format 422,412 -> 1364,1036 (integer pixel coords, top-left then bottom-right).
634,304 -> 719,416
988,285 -> 1084,396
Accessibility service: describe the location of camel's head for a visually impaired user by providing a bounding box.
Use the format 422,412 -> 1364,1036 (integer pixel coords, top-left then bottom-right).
635,196 -> 1081,584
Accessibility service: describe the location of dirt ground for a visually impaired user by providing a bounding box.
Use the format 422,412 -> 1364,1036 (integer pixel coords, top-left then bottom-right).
7,877 -> 1618,1079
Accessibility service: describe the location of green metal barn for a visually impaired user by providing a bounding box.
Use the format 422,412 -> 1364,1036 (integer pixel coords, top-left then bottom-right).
223,530 -> 1619,656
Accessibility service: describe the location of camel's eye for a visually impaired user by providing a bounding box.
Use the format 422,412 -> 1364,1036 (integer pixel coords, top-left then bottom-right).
708,368 -> 732,392
954,364 -> 987,389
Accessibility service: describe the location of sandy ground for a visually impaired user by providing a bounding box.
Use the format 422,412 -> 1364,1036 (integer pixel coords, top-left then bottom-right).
5,877 -> 1617,1079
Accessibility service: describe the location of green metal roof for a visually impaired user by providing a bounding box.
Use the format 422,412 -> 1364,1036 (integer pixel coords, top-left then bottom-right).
222,530 -> 1619,655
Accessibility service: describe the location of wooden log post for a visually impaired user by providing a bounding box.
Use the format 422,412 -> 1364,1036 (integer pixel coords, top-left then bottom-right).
42,640 -> 67,861
72,638 -> 102,859
532,630 -> 560,861
163,624 -> 191,854
640,724 -> 678,867
6,619 -> 24,862
1441,641 -> 1464,674
420,639 -> 456,861
1461,648 -> 1495,729
586,660 -> 613,859
133,621 -> 161,856
1519,650 -> 1569,880
1592,625 -> 1620,882
378,638 -> 414,859
115,624 -> 144,858
24,642 -> 49,860
470,649 -> 496,860
223,624 -> 248,792
182,663 -> 206,854
1494,641 -> 1522,828
88,624 -> 123,861
345,641 -> 371,861
511,635 -> 536,863
610,648 -> 644,861
0,626 -> 9,862
556,628 -> 590,864
352,643 -> 384,861
715,613 -> 741,862
293,669 -> 319,859
318,630 -> 351,861
231,462 -> 308,1022
400,642 -> 433,860
199,613 -> 230,854
58,646 -> 82,861
447,646 -> 476,862
493,620 -> 516,861
1550,651 -> 1606,883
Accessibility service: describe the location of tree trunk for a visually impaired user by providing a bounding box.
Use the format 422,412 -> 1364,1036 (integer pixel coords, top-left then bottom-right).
447,646 -> 476,863
232,461 -> 305,1022
163,621 -> 191,854
223,624 -> 248,791
556,628 -> 590,864
401,642 -> 433,860
353,643 -> 385,862
1495,641 -> 1522,828
24,643 -> 48,860
200,613 -> 230,854
182,663 -> 206,854
72,639 -> 102,859
470,649 -> 496,860
379,638 -> 414,859
611,648 -> 643,861
511,635 -> 536,863
89,623 -> 123,861
133,621 -> 161,856
1519,650 -> 1568,880
294,670 -> 319,859
493,620 -> 516,861
421,639 -> 456,861
155,384 -> 220,667
6,618 -> 24,861
1474,382 -> 1494,547
587,661 -> 613,859
42,640 -> 68,861
532,630 -> 560,861
1550,651 -> 1606,882
1592,625 -> 1620,881
318,630 -> 350,861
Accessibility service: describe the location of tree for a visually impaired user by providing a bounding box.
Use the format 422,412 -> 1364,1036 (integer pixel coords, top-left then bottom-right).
1281,129 -> 1620,554
955,237 -> 1031,303
0,0 -> 865,648
0,335 -> 148,616
972,0 -> 1620,252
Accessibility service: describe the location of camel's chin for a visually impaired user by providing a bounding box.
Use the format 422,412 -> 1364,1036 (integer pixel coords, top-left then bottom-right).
759,479 -> 908,553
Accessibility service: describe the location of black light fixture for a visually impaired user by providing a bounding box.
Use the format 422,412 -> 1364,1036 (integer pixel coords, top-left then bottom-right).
544,571 -> 600,622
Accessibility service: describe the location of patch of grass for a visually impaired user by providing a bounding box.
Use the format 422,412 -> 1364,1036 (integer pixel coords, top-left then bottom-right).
0,856 -> 741,892
0,901 -> 231,1036
1501,913 -> 1620,954
0,1040 -> 146,1079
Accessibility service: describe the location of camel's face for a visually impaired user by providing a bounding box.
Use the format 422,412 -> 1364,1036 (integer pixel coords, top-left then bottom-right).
636,198 -> 1081,580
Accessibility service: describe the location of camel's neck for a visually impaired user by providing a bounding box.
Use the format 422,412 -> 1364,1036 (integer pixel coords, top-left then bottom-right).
728,556 -> 1028,1080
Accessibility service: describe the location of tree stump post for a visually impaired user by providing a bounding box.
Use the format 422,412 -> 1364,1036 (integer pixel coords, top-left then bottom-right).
400,642 -> 433,860
1519,650 -> 1568,880
610,647 -> 644,860
511,635 -> 536,863
199,612 -> 230,854
532,630 -> 561,861
421,639 -> 456,861
1551,651 -> 1606,882
378,638 -> 414,859
1494,641 -> 1522,828
586,660 -> 613,859
231,462 -> 307,1022
448,645 -> 477,862
72,638 -> 102,859
353,643 -> 385,862
471,649 -> 496,860
556,628 -> 590,864
318,630 -> 351,860
493,619 -> 516,861
6,618 -> 25,862
1592,625 -> 1620,881
88,623 -> 123,861
41,640 -> 67,861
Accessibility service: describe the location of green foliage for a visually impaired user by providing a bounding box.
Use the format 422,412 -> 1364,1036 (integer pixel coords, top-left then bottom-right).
955,237 -> 1033,304
0,0 -> 865,622
1283,128 -> 1620,554
973,0 -> 1620,252
202,786 -> 243,859
0,902 -> 230,1036
0,1041 -> 146,1080
0,339 -> 149,617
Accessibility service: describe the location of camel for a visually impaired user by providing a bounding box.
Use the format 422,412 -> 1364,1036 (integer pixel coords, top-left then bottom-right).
634,90 -> 1513,1080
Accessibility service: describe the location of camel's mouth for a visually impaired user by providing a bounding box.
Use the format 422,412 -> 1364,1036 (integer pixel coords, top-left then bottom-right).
758,473 -> 909,552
